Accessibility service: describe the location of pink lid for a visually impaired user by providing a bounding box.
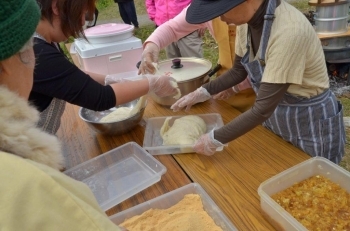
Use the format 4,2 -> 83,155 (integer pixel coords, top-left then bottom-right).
85,23 -> 133,37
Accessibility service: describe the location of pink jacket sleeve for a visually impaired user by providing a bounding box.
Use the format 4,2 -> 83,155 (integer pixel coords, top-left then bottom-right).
144,5 -> 214,49
145,0 -> 156,21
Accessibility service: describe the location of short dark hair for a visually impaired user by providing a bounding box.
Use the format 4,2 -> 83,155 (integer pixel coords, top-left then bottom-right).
37,0 -> 96,38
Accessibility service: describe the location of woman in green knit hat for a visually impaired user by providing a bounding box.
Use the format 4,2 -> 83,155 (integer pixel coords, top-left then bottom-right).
0,0 -> 126,230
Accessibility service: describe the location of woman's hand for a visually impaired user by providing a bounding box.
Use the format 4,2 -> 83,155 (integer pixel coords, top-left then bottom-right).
213,87 -> 236,100
145,74 -> 180,98
170,87 -> 211,112
193,130 -> 225,156
138,42 -> 160,75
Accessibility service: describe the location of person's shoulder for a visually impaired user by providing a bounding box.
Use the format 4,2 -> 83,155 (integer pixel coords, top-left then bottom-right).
273,2 -> 316,38
33,38 -> 62,54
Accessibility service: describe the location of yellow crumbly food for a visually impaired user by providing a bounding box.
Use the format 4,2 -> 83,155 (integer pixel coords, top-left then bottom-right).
119,194 -> 223,231
271,175 -> 350,231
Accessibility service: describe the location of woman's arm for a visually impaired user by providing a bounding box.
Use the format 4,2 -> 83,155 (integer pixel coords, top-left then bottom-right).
32,41 -> 145,111
214,83 -> 290,144
145,6 -> 212,49
84,71 -> 106,85
203,55 -> 248,94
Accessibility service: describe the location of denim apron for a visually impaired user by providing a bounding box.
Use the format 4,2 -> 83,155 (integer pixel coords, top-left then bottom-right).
34,34 -> 66,134
241,0 -> 345,163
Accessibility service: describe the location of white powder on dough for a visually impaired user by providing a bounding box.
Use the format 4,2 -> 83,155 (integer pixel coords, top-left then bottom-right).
160,115 -> 206,145
100,107 -> 132,122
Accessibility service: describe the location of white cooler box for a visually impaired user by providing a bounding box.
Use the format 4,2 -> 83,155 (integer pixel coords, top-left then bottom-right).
74,37 -> 143,75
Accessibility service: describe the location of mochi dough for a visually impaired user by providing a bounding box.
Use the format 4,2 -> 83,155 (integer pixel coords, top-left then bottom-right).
152,62 -> 181,99
160,115 -> 207,145
100,107 -> 132,122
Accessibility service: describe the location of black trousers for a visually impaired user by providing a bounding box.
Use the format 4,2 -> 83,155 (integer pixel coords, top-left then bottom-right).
117,1 -> 139,27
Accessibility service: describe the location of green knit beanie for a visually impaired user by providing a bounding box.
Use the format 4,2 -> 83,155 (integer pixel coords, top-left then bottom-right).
0,0 -> 40,61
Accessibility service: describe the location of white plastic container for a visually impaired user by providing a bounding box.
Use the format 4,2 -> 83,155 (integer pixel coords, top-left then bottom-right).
143,113 -> 225,155
258,157 -> 350,231
84,23 -> 134,44
109,183 -> 238,231
64,142 -> 167,211
74,36 -> 142,75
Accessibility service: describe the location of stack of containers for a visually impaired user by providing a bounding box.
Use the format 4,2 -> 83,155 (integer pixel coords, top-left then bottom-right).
74,23 -> 143,75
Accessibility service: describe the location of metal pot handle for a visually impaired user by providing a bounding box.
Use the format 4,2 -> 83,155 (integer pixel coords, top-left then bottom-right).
202,64 -> 222,84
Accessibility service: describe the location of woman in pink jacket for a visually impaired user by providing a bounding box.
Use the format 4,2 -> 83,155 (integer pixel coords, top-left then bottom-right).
145,0 -> 203,59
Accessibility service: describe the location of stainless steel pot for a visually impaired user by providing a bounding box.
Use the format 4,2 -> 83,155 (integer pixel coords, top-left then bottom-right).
321,36 -> 350,62
309,0 -> 350,34
150,57 -> 214,107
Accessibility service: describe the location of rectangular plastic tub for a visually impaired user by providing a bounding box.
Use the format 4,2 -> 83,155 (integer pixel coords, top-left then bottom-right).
64,142 -> 166,211
258,157 -> 350,231
143,113 -> 225,155
109,183 -> 238,230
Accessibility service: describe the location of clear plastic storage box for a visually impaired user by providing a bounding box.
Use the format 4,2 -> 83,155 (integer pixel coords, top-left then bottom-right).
143,113 -> 225,155
109,183 -> 238,230
258,157 -> 350,231
64,142 -> 167,211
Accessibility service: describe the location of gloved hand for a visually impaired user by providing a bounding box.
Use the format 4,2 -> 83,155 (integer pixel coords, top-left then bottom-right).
138,42 -> 160,75
238,77 -> 252,91
145,74 -> 180,98
193,130 -> 225,156
170,87 -> 211,112
212,77 -> 252,100
213,87 -> 237,100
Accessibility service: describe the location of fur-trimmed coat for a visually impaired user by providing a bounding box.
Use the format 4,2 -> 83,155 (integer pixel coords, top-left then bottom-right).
0,86 -> 64,170
0,86 -> 122,230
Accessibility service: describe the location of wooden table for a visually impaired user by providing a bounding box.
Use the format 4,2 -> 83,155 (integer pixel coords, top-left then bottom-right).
60,43 -> 310,230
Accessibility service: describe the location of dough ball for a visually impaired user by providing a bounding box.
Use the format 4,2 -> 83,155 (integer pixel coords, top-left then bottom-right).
100,107 -> 132,122
161,115 -> 206,145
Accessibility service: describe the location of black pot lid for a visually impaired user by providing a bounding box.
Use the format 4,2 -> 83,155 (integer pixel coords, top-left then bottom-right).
156,57 -> 212,82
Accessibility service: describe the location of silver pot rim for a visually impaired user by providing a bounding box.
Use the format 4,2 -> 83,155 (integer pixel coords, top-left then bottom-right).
157,57 -> 212,82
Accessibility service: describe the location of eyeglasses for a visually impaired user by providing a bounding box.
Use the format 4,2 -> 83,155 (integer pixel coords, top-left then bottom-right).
85,8 -> 99,28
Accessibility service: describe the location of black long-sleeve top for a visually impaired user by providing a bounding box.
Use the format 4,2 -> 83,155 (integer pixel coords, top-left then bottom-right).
29,38 -> 116,112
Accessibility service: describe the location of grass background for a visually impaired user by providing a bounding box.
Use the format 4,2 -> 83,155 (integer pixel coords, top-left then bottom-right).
66,0 -> 350,170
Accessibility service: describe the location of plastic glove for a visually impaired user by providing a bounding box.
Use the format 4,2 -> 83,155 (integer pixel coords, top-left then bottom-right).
105,74 -> 132,85
212,77 -> 252,100
138,42 -> 160,75
238,77 -> 252,91
170,87 -> 211,112
213,87 -> 237,100
193,130 -> 225,156
145,74 -> 180,98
